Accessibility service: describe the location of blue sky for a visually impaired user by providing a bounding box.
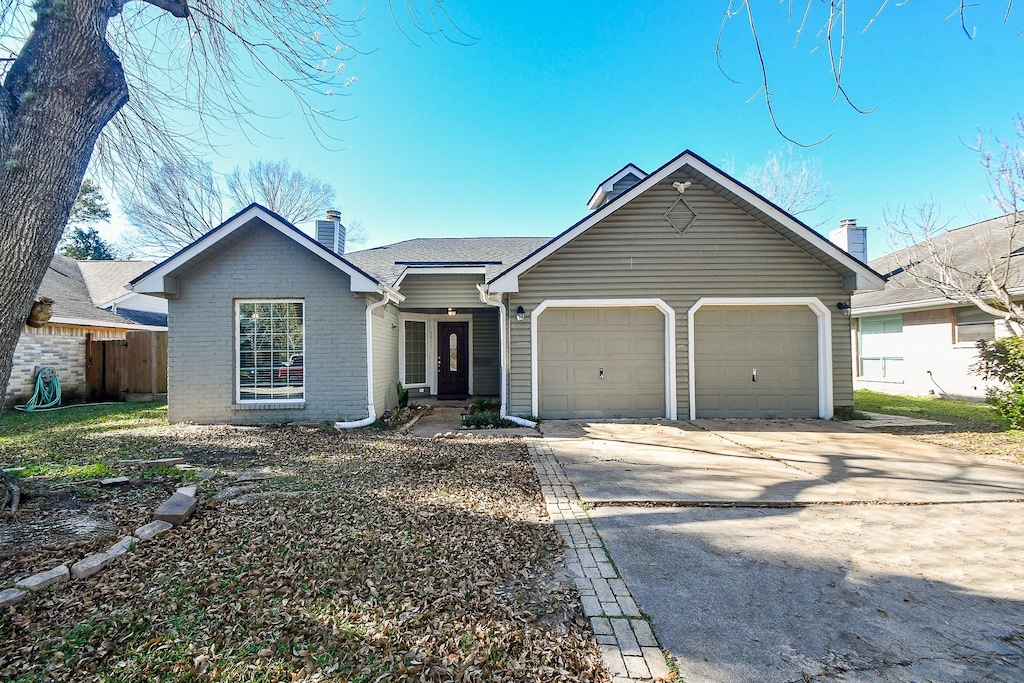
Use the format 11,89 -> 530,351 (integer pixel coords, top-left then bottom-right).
101,1 -> 1023,260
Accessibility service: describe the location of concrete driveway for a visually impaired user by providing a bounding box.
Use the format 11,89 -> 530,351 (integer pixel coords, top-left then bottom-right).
540,420 -> 1024,682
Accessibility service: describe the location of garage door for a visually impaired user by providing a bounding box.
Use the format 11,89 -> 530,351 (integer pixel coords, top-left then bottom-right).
537,306 -> 665,419
693,305 -> 818,418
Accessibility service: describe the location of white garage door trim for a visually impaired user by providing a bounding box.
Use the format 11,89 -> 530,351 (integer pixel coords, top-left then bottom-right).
531,298 -> 678,420
687,297 -> 834,420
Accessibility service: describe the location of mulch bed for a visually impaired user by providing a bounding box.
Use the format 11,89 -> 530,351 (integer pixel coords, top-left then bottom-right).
1,426 -> 606,682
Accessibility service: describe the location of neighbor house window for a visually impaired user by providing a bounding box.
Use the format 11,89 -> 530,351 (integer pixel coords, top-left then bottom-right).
237,300 -> 304,402
955,307 -> 996,344
858,314 -> 903,380
404,320 -> 427,385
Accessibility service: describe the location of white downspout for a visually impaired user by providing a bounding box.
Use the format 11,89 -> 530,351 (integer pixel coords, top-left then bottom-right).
335,291 -> 391,429
478,284 -> 537,429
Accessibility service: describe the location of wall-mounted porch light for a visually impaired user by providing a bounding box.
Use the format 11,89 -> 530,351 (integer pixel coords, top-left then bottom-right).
836,301 -> 852,317
515,305 -> 525,322
447,307 -> 457,317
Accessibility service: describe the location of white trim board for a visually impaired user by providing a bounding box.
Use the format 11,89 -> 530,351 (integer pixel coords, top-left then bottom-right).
131,205 -> 380,296
530,298 -> 677,421
489,151 -> 886,294
687,297 -> 834,420
394,266 -> 487,287
398,312 -> 475,395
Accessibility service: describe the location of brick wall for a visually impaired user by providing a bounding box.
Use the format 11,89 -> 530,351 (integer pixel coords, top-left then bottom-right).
167,224 -> 368,424
4,324 -> 126,406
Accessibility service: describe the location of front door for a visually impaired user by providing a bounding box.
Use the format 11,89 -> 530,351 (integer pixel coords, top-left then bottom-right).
437,321 -> 469,399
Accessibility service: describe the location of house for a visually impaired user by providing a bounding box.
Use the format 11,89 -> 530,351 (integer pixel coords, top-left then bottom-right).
130,149 -> 885,425
851,213 -> 1023,399
5,255 -> 168,406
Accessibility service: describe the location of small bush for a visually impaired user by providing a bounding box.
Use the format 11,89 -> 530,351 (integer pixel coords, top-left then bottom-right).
461,412 -> 516,429
470,398 -> 498,414
832,406 -> 869,421
396,382 -> 409,410
973,336 -> 1024,429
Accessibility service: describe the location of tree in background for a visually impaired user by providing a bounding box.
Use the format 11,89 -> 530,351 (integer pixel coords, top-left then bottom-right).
884,115 -> 1024,333
741,149 -> 836,229
122,159 -> 225,256
124,157 -> 365,256
227,159 -> 335,226
61,227 -> 118,260
59,180 -> 119,260
0,0 -> 453,407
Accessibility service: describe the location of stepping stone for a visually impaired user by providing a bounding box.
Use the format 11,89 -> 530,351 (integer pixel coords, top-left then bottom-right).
118,457 -> 185,467
106,536 -> 138,559
235,471 -> 274,482
100,477 -> 130,486
196,470 -> 216,481
134,520 -> 173,541
176,485 -> 197,498
71,552 -> 114,579
153,492 -> 196,525
0,588 -> 27,608
15,565 -> 70,592
213,485 -> 258,500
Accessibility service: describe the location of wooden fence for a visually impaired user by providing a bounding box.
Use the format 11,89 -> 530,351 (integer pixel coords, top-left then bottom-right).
85,330 -> 168,402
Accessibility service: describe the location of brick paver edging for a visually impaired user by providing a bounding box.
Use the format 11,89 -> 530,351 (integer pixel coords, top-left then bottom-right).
529,441 -> 674,682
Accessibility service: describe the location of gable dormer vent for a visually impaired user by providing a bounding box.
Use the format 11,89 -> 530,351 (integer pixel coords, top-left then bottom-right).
587,163 -> 648,210
316,209 -> 347,254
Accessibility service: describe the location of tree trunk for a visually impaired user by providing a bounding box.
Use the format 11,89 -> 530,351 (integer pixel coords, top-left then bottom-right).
0,0 -> 129,410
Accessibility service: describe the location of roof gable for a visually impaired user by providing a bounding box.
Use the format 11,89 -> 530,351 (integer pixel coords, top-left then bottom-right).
489,150 -> 886,293
130,204 -> 381,296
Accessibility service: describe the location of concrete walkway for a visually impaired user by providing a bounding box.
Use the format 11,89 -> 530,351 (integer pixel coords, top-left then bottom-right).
540,419 -> 1024,683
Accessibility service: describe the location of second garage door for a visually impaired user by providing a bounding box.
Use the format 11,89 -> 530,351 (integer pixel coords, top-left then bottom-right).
537,306 -> 665,419
693,305 -> 819,418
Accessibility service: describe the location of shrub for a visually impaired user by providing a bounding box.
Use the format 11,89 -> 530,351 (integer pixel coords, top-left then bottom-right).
470,398 -> 498,414
461,412 -> 516,429
972,336 -> 1024,428
396,381 -> 409,409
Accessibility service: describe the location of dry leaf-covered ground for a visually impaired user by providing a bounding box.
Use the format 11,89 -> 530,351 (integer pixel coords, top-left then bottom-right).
1,406 -> 606,682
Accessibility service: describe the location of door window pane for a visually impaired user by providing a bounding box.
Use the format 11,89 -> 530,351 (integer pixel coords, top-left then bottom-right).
449,332 -> 458,371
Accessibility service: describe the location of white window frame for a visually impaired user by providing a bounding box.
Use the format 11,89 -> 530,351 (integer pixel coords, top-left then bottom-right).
954,307 -> 997,345
235,298 -> 306,405
398,312 -> 474,395
857,314 -> 903,380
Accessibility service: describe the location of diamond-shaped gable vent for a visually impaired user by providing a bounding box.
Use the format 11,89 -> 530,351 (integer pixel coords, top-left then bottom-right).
664,196 -> 698,235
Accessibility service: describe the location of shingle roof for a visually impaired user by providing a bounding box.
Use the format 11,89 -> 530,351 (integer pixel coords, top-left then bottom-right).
77,260 -> 156,307
37,255 -> 155,327
345,237 -> 551,287
852,213 -> 1024,312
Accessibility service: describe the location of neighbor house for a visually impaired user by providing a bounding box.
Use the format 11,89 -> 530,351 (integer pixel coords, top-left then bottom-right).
5,255 -> 168,406
130,149 -> 885,425
851,213 -> 1023,399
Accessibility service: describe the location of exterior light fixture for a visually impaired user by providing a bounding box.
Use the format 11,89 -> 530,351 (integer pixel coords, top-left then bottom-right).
516,305 -> 525,322
836,301 -> 852,317
447,307 -> 457,317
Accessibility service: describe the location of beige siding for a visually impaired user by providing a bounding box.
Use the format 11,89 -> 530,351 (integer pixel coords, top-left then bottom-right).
508,170 -> 852,417
372,302 -> 400,414
472,308 -> 501,396
398,274 -> 485,310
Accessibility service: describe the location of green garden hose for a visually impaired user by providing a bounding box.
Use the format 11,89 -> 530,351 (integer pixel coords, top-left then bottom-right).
15,366 -> 62,412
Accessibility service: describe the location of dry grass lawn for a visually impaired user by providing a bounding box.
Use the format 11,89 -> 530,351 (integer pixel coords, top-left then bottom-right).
0,404 -> 605,682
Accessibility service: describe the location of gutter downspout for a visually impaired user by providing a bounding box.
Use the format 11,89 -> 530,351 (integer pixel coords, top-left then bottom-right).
336,289 -> 398,429
478,284 -> 537,429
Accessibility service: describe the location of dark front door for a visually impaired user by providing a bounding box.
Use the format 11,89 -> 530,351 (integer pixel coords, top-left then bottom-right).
437,321 -> 469,399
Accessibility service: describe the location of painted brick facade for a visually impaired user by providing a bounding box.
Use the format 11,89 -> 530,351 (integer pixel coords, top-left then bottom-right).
166,224 -> 368,424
